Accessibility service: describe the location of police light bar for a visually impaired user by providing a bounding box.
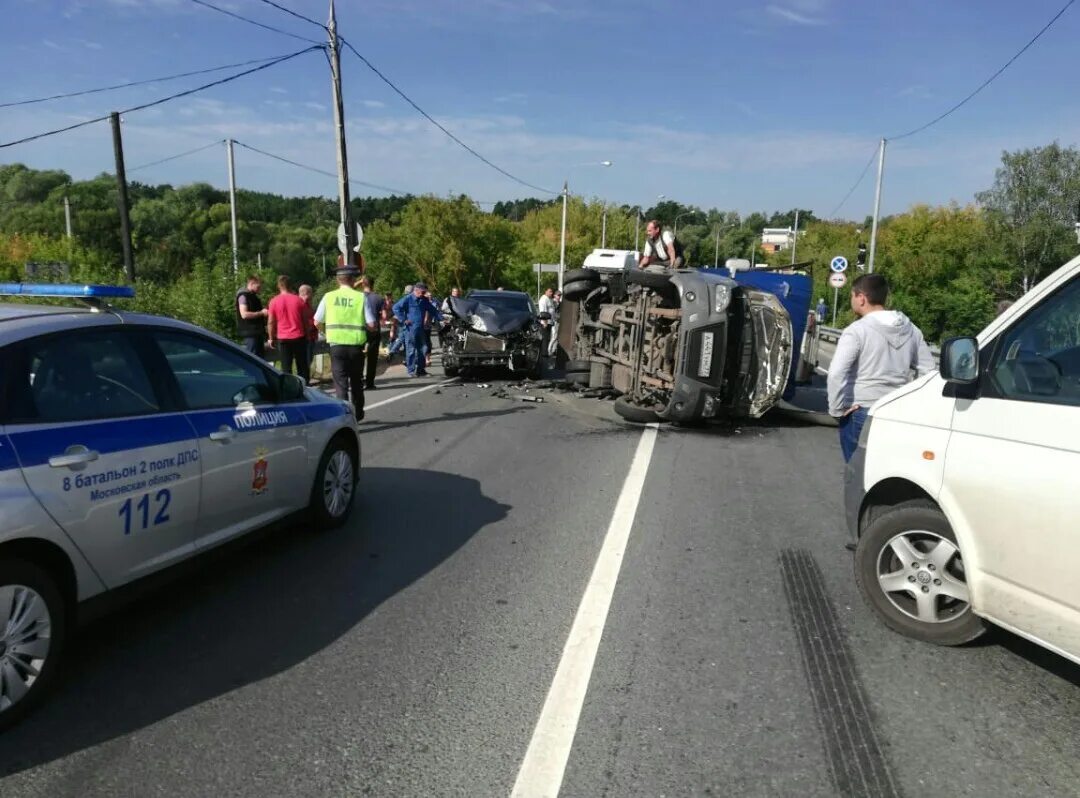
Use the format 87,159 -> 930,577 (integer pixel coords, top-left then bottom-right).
0,283 -> 135,299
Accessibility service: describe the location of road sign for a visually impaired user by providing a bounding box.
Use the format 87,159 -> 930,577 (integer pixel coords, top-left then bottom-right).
830,255 -> 848,273
337,222 -> 364,254
829,272 -> 847,288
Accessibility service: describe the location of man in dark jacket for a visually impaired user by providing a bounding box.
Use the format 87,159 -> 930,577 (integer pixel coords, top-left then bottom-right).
236,275 -> 268,358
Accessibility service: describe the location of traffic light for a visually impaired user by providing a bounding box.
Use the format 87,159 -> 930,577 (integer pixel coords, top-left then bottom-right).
856,242 -> 867,271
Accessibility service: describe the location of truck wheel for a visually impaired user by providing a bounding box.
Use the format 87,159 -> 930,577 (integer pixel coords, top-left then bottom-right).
613,396 -> 660,424
562,280 -> 597,303
309,437 -> 358,529
564,268 -> 600,285
626,269 -> 673,291
0,560 -> 67,731
854,505 -> 986,646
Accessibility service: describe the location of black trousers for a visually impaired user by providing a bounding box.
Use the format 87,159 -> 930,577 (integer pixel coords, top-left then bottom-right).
363,330 -> 382,388
277,338 -> 310,383
330,344 -> 365,413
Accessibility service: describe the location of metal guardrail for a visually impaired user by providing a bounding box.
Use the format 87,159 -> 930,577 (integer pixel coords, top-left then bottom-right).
814,324 -> 940,362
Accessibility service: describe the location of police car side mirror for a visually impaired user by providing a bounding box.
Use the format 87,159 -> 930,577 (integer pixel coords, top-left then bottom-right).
940,337 -> 978,384
279,373 -> 306,401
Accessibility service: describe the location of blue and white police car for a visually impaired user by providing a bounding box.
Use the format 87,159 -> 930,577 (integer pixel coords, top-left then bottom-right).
0,284 -> 360,728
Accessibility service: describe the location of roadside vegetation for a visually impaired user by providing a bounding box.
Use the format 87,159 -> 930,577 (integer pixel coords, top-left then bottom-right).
2,142 -> 1077,343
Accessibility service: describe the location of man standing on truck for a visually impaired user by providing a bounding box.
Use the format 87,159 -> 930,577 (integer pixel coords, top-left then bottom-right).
638,220 -> 684,270
827,273 -> 936,462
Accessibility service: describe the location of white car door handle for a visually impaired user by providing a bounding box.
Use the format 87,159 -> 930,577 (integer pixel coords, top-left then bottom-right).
208,427 -> 236,447
48,448 -> 100,468
209,427 -> 235,442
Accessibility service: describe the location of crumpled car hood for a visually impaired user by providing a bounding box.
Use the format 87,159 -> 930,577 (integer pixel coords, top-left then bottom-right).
448,296 -> 533,335
745,289 -> 793,417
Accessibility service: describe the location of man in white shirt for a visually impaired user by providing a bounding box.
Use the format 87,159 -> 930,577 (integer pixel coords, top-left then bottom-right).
537,287 -> 558,358
638,219 -> 684,270
827,273 -> 936,462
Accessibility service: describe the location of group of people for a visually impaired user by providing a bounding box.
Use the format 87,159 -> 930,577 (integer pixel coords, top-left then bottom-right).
235,268 -> 459,418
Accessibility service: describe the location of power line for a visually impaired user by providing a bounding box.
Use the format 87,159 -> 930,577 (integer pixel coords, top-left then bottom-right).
252,0 -> 325,30
129,140 -> 225,173
339,38 -> 557,196
0,46 -> 322,149
187,0 -> 323,44
233,140 -> 413,195
0,52 -> 308,109
888,0 -> 1074,141
828,145 -> 879,218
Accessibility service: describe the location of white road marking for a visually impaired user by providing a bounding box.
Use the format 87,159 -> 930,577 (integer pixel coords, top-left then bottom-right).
511,424 -> 660,798
363,379 -> 459,412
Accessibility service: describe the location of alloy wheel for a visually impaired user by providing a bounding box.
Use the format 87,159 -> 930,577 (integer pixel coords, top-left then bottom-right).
876,531 -> 971,624
0,584 -> 52,713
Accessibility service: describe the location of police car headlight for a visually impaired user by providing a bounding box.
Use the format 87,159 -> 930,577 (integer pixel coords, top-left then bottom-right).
470,316 -> 488,333
713,284 -> 731,314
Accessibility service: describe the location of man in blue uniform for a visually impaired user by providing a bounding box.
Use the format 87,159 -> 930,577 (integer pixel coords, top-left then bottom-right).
393,282 -> 441,377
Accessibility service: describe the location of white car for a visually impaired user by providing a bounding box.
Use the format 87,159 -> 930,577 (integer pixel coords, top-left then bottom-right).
845,254 -> 1080,662
0,284 -> 361,728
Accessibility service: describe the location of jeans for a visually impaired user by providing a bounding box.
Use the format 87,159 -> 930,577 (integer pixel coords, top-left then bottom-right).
277,338 -> 310,383
404,324 -> 428,375
838,406 -> 868,463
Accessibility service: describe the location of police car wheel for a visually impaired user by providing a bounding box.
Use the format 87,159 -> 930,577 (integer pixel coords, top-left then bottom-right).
0,560 -> 67,731
310,440 -> 357,529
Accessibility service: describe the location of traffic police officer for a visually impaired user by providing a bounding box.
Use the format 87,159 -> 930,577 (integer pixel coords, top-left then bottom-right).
314,264 -> 376,420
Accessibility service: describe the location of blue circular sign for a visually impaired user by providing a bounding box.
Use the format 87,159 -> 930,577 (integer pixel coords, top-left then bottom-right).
830,256 -> 848,273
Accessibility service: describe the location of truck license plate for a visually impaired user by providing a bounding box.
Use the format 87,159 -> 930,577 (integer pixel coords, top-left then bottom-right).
698,332 -> 714,377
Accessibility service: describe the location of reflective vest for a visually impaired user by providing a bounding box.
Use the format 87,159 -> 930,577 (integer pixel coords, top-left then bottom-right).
323,286 -> 368,346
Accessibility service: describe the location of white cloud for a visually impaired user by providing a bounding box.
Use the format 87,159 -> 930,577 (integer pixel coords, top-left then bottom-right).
269,87 -> 289,95
765,4 -> 826,26
304,102 -> 327,111
897,85 -> 934,100
494,92 -> 528,104
42,39 -> 62,50
82,40 -> 104,50
362,100 -> 386,109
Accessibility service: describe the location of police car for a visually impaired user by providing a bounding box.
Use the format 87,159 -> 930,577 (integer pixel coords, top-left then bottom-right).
0,284 -> 361,729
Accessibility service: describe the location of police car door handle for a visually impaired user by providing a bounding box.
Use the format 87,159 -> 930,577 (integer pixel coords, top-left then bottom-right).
208,427 -> 235,443
48,448 -> 99,468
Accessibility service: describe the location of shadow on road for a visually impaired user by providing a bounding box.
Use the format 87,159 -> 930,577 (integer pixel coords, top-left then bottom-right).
0,467 -> 510,776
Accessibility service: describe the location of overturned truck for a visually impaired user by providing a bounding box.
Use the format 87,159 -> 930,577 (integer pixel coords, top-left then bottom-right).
563,250 -> 796,424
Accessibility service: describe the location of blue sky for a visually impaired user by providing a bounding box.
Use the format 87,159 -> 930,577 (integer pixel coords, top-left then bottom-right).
3,0 -> 1077,218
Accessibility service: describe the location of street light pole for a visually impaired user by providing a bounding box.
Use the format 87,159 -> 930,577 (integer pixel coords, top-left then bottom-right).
790,209 -> 800,266
327,0 -> 356,262
226,138 -> 239,274
714,225 -> 721,268
558,180 -> 568,291
601,202 -> 607,248
634,209 -> 641,252
868,138 -> 886,274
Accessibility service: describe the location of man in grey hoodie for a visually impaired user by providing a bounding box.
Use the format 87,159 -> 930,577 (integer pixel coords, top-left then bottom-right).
827,273 -> 935,462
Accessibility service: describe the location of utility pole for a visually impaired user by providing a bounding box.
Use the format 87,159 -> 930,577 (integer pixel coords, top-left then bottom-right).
634,209 -> 640,252
558,180 -> 568,291
110,112 -> 135,282
63,196 -> 73,239
868,138 -> 886,274
226,138 -> 239,274
601,202 -> 607,248
327,0 -> 355,262
714,225 -> 721,268
790,209 -> 800,265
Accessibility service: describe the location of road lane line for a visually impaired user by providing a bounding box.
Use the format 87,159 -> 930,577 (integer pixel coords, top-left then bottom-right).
511,424 -> 659,798
363,379 -> 459,412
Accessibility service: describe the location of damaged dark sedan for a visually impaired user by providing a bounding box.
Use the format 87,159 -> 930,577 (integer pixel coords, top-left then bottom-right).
442,289 -> 547,378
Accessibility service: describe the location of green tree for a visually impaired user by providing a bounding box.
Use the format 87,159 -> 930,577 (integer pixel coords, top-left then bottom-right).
976,142 -> 1080,293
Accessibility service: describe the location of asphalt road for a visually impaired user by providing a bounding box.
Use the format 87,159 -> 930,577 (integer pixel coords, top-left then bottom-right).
2,360 -> 1079,797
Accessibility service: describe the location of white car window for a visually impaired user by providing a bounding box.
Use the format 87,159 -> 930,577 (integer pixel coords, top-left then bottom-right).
990,277 -> 1080,407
